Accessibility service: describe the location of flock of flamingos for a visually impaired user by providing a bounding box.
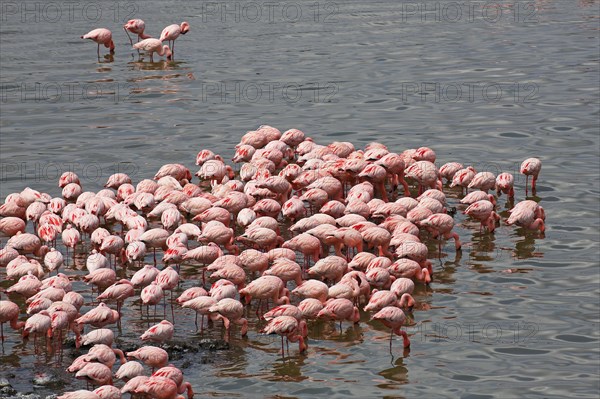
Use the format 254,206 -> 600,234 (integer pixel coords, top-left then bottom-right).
0,125 -> 545,398
81,19 -> 190,61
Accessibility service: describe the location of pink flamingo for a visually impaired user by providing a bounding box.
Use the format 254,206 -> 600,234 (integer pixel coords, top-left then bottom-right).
141,320 -> 174,343
44,248 -> 64,274
131,264 -> 160,288
450,166 -> 476,194
127,346 -> 169,372
520,157 -> 542,195
62,225 -> 80,263
439,162 -> 463,184
364,290 -> 415,312
1,300 -> 25,340
123,19 -> 151,45
468,172 -> 496,192
261,260 -> 302,290
307,256 -> 348,283
0,216 -> 26,237
152,366 -> 194,398
76,362 -> 113,386
141,281 -> 164,315
133,38 -> 172,62
506,204 -> 545,233
115,361 -> 145,381
420,213 -> 461,252
159,22 -> 190,57
291,280 -> 329,303
208,298 -> 248,339
85,343 -> 127,368
136,376 -> 182,399
388,258 -> 431,284
239,276 -> 289,313
297,298 -> 324,319
77,328 -> 114,348
464,200 -> 498,232
7,272 -> 42,297
282,233 -> 321,269
81,28 -> 115,57
496,172 -> 515,198
261,315 -> 308,356
57,391 -> 100,399
121,376 -> 150,396
97,279 -> 134,315
93,385 -> 122,399
75,303 -> 119,329
317,298 -> 360,333
371,306 -> 411,349
140,228 -> 170,264
181,295 -> 216,332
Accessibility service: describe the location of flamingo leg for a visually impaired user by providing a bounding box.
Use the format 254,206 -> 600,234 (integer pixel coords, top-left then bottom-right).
124,28 -> 133,46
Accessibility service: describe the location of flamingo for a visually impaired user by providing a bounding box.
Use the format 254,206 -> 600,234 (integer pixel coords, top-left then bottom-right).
140,320 -> 174,343
123,19 -> 151,45
136,376 -> 181,399
371,306 -> 411,349
496,172 -> 515,199
208,298 -> 248,339
181,295 -> 216,332
261,315 -> 308,356
77,328 -> 114,348
75,303 -> 119,329
133,38 -> 172,62
96,279 -> 134,315
126,346 -> 169,372
239,275 -> 289,313
0,216 -> 26,237
419,213 -> 461,252
159,22 -> 190,57
115,361 -> 145,381
0,300 -> 25,340
93,385 -> 122,399
75,362 -> 113,386
316,298 -> 360,332
81,28 -> 115,57
57,391 -> 100,399
152,366 -> 194,399
520,157 -> 542,195
85,343 -> 127,368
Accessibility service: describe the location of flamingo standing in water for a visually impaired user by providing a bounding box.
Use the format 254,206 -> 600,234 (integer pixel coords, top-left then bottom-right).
123,19 -> 151,45
159,22 -> 190,57
81,28 -> 115,57
1,300 -> 25,341
133,38 -> 172,62
371,306 -> 411,349
520,157 -> 542,195
261,315 -> 308,356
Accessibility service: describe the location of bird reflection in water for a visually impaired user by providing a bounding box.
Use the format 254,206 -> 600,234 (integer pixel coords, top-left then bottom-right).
377,356 -> 410,388
270,356 -> 307,382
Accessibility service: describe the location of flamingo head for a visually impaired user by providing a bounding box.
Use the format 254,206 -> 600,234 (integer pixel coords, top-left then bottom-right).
164,45 -> 173,60
181,22 -> 190,34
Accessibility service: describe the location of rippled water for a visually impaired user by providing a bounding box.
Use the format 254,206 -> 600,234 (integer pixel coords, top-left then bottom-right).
1,0 -> 599,398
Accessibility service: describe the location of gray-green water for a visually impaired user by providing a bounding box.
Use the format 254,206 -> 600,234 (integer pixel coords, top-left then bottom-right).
1,0 -> 599,398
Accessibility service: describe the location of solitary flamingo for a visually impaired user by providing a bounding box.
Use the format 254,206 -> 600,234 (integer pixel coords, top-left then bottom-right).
81,28 -> 115,57
159,22 -> 190,57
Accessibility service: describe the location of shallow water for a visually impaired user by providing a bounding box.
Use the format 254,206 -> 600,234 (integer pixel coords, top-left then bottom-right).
1,0 -> 599,398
